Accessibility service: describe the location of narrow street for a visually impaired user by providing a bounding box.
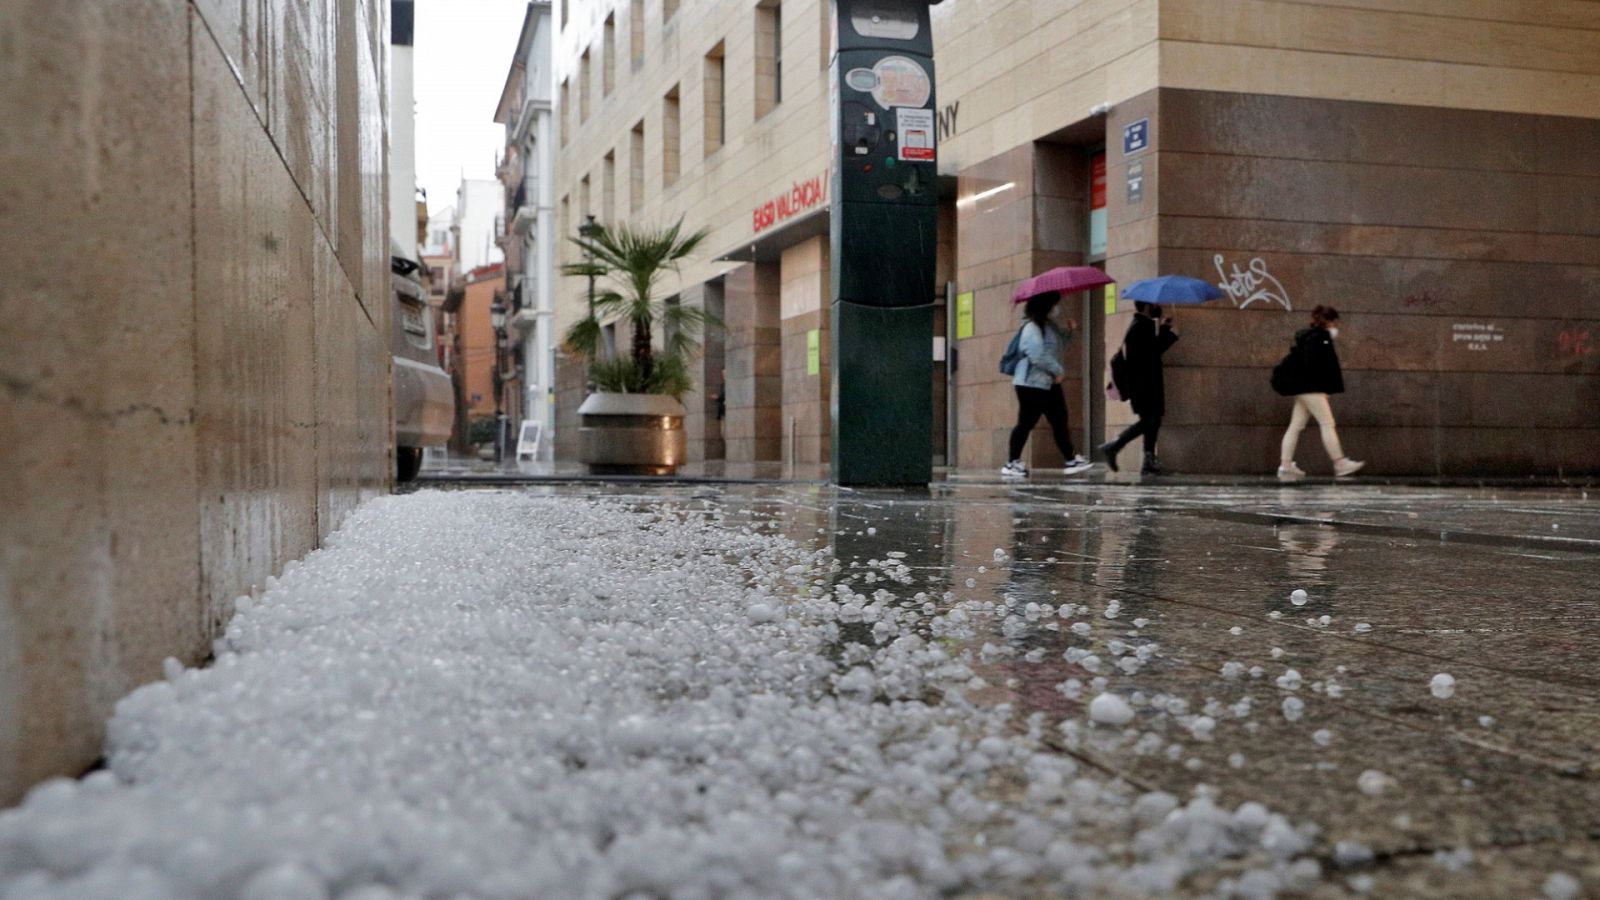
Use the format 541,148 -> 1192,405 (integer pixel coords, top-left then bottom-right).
2,484 -> 1594,898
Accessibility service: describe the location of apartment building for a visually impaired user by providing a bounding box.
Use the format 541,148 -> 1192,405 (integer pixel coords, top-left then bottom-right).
554,0 -> 1600,475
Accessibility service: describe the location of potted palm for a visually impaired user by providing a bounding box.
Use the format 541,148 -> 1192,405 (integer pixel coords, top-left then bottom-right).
563,217 -> 715,475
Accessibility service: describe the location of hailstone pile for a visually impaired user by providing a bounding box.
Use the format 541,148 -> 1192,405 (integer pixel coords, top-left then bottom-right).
0,490 -> 1322,898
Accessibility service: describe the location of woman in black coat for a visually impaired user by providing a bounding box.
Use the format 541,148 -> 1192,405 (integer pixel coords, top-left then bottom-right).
1101,301 -> 1178,474
1275,305 -> 1364,480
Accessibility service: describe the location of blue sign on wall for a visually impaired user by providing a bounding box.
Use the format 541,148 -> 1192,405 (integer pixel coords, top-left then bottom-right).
1123,118 -> 1149,155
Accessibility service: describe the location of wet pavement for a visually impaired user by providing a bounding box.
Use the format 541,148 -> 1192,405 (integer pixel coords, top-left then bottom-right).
474,480 -> 1600,896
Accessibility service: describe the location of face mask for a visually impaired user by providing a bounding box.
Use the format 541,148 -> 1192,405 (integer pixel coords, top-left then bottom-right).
1327,327 -> 1340,339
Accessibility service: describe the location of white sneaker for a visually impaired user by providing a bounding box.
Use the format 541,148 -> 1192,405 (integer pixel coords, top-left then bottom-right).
1333,458 -> 1366,477
1276,462 -> 1306,482
1000,460 -> 1028,478
1063,455 -> 1093,476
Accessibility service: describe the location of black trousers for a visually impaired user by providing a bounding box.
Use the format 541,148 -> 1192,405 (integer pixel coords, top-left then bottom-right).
1110,413 -> 1162,454
1010,385 -> 1075,461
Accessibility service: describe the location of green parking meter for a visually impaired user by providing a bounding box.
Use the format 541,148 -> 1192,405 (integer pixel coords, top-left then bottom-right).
829,0 -> 939,486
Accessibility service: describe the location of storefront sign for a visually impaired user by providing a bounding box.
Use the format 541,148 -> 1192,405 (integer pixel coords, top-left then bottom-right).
806,329 -> 821,374
1088,152 -> 1107,259
1126,160 -> 1144,203
752,171 -> 829,234
1123,118 -> 1149,155
955,291 -> 974,339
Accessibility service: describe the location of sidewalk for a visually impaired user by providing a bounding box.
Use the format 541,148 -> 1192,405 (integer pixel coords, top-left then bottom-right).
1,482 -> 1595,897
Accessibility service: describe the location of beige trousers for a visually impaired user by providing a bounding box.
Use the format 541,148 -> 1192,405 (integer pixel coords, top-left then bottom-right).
1280,393 -> 1345,463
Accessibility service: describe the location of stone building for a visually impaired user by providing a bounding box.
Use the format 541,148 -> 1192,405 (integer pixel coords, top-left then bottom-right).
495,1 -> 559,460
1,0 -> 393,803
552,0 -> 1600,476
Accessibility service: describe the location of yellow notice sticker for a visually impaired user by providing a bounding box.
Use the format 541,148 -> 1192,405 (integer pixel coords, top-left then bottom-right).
955,291 -> 975,339
1104,283 -> 1118,315
806,329 -> 821,375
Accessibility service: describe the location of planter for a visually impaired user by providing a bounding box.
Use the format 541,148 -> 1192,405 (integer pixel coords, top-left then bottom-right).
577,392 -> 687,476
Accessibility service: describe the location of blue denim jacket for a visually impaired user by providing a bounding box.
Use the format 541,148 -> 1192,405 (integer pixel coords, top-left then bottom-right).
1012,319 -> 1069,389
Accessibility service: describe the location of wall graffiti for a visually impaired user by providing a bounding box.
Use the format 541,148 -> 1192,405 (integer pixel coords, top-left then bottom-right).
1214,255 -> 1292,310
1558,328 -> 1594,357
1402,290 -> 1445,311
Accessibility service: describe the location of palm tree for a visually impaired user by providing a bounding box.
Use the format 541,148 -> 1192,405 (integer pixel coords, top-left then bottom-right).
562,218 -> 716,398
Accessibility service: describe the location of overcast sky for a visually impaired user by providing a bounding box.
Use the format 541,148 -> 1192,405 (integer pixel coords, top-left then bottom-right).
413,0 -> 529,215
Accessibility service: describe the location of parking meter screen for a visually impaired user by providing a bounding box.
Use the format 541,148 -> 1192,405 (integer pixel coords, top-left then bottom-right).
850,1 -> 919,40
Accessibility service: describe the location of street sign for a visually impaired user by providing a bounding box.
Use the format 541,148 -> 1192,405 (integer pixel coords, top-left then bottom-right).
1123,118 -> 1148,155
1127,160 -> 1144,203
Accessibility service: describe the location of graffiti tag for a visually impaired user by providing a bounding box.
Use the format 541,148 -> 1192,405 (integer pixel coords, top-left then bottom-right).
1402,290 -> 1444,310
1558,329 -> 1594,357
1214,255 -> 1292,310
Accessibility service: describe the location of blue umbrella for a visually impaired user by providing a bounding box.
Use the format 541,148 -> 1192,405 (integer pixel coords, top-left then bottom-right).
1120,275 -> 1225,305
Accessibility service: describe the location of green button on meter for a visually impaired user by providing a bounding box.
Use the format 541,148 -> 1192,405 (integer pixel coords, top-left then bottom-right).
883,156 -> 895,168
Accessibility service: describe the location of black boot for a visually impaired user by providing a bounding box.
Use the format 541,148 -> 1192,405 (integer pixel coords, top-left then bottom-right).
1099,441 -> 1121,473
1141,451 -> 1163,475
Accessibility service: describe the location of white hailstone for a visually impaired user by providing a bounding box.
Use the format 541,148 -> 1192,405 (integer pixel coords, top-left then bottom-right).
1221,661 -> 1245,680
1334,841 -> 1375,868
1188,716 -> 1216,740
240,863 -> 329,900
1270,647 -> 1285,659
1348,874 -> 1376,894
1430,673 -> 1457,699
866,526 -> 876,535
1325,681 -> 1345,699
1542,872 -> 1581,900
1228,753 -> 1245,769
1117,657 -> 1142,675
1290,589 -> 1309,606
1133,617 -> 1149,628
1229,626 -> 1243,636
1249,666 -> 1265,679
1312,729 -> 1333,747
965,577 -> 977,588
1070,622 -> 1091,636
1281,697 -> 1305,722
1276,669 -> 1303,691
1318,615 -> 1332,625
993,548 -> 1008,562
1478,715 -> 1496,729
1357,770 -> 1395,796
747,602 -> 780,623
1354,623 -> 1373,633
1088,692 -> 1136,726
1268,611 -> 1284,619
977,565 -> 987,573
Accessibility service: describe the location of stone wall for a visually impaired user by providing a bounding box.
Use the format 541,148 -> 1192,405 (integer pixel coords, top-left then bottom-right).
1124,89 -> 1600,475
0,0 -> 391,804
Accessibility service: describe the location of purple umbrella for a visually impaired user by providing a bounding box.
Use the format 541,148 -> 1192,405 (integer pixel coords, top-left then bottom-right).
1012,266 -> 1115,303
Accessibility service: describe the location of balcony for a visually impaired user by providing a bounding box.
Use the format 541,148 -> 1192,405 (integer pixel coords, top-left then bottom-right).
510,182 -> 536,236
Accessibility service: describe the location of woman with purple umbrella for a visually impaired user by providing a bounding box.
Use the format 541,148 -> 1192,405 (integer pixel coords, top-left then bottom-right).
1001,268 -> 1109,478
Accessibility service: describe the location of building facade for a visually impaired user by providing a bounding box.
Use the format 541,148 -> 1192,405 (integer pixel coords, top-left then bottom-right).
553,0 -> 1600,476
496,2 -> 559,460
1,0 -> 392,802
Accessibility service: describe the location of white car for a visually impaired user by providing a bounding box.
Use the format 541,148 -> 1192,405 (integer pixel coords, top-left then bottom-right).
391,256 -> 453,481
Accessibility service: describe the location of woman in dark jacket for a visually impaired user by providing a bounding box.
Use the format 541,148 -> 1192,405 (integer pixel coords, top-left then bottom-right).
1276,305 -> 1364,480
1101,301 -> 1178,474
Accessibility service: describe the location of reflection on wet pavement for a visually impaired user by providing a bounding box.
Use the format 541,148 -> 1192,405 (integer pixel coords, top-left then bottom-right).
498,481 -> 1599,896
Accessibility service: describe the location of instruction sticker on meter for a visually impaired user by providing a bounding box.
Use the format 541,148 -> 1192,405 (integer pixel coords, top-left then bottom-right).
896,107 -> 935,161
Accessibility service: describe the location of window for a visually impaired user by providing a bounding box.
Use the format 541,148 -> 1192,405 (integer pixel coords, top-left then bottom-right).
630,0 -> 644,69
602,151 -> 616,224
755,1 -> 781,118
579,50 -> 591,121
703,42 -> 725,157
559,79 -> 570,144
580,174 -> 591,223
662,85 -> 680,187
630,120 -> 645,211
603,15 -> 616,95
